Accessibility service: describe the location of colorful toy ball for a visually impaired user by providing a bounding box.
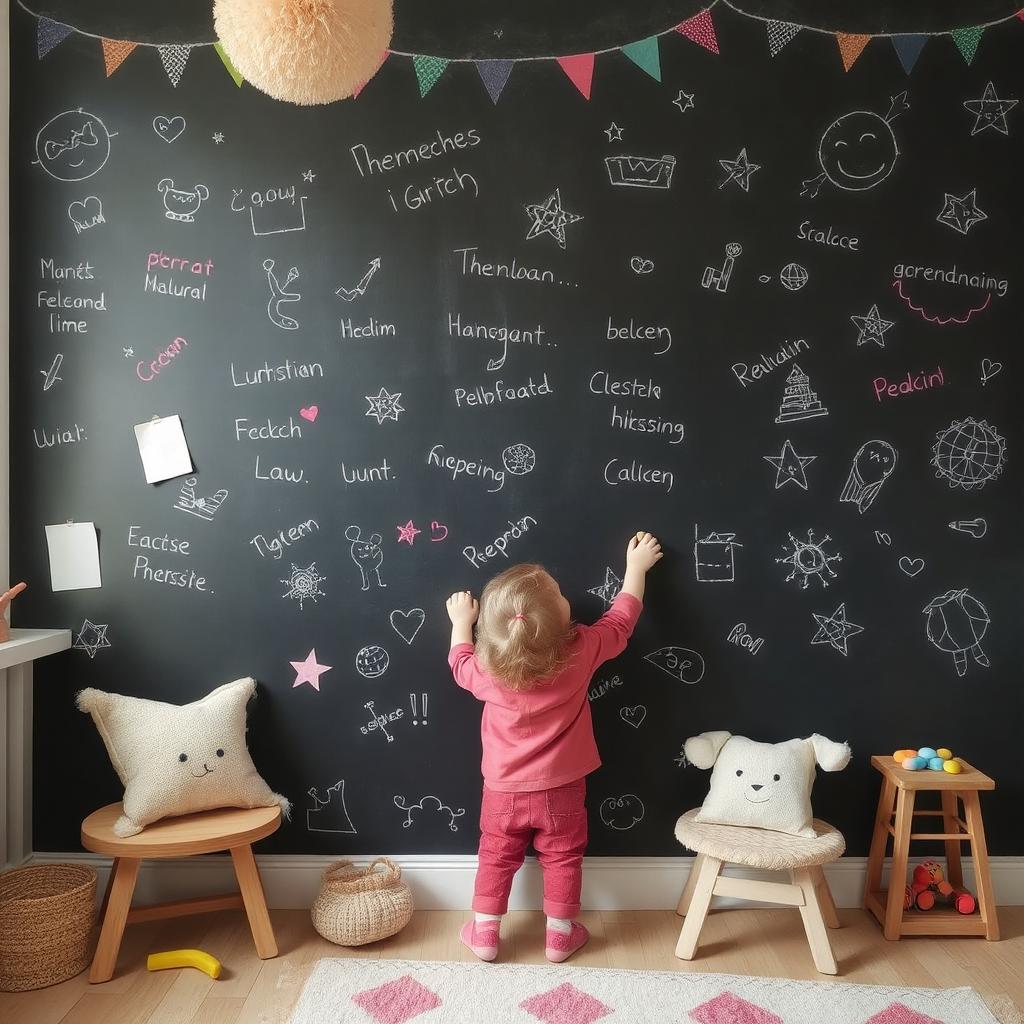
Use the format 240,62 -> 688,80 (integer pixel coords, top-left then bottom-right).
893,749 -> 917,763
943,758 -> 963,774
917,747 -> 938,761
936,747 -> 953,760
903,756 -> 927,770
928,756 -> 947,771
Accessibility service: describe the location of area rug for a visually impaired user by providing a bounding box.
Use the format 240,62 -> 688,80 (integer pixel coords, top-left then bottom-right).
289,958 -> 1001,1024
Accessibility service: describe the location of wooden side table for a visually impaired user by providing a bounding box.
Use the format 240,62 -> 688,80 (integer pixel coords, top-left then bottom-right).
864,755 -> 998,940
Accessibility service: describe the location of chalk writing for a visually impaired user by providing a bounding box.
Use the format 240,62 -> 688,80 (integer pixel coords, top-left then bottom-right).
727,623 -> 764,655
732,340 -> 809,387
462,515 -> 537,568
603,459 -> 674,493
250,519 -> 319,559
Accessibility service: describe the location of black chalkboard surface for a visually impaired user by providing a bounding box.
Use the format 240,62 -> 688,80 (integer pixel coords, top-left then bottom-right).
11,5 -> 1024,859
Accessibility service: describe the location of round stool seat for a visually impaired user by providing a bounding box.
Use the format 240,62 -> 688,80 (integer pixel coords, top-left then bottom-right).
674,808 -> 845,870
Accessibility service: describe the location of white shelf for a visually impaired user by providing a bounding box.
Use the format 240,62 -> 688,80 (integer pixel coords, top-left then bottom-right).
0,628 -> 72,670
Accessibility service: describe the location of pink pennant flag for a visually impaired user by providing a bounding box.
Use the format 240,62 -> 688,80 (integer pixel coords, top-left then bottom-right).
556,53 -> 595,99
676,10 -> 719,54
353,51 -> 389,97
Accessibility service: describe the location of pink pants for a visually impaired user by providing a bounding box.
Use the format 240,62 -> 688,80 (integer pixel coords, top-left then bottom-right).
472,778 -> 588,919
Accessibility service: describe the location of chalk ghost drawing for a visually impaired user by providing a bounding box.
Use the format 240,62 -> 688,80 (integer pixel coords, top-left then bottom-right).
839,441 -> 898,513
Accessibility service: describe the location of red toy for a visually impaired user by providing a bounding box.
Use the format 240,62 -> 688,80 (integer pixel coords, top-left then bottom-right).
904,861 -> 976,914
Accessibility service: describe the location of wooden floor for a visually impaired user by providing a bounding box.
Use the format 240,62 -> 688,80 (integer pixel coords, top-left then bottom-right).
2,907 -> 1022,1024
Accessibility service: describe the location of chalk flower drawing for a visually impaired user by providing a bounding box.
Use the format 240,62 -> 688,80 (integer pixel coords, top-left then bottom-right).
306,779 -> 356,833
811,603 -> 863,656
850,303 -> 895,348
718,148 -> 760,191
936,189 -> 987,235
281,562 -> 326,610
963,82 -> 1017,136
394,794 -> 466,831
776,530 -> 842,589
931,418 -> 1006,491
365,387 -> 405,424
524,188 -> 583,249
587,567 -> 622,608
839,441 -> 898,513
923,588 -> 991,677
764,440 -> 816,491
73,619 -> 111,658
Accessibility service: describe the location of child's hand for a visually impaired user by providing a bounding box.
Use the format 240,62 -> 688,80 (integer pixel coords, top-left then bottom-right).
446,591 -> 479,626
626,532 -> 663,573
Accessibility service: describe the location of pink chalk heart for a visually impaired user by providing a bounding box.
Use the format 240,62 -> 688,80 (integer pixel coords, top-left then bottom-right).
300,405 -> 319,422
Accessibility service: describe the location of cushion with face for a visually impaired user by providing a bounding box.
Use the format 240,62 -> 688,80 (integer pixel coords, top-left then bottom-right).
77,678 -> 290,837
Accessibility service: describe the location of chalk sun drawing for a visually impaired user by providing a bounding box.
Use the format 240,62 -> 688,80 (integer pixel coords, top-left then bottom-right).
524,188 -> 583,249
605,154 -> 676,189
923,588 -> 991,676
963,82 -> 1017,136
355,644 -> 389,679
644,647 -> 705,684
174,478 -> 228,522
892,279 -> 992,326
811,603 -> 863,657
764,439 -> 815,491
702,243 -> 742,292
67,196 -> 104,234
599,794 -> 645,831
776,529 -> 842,589
306,779 -> 356,834
157,179 -> 209,223
694,526 -> 742,582
281,562 -> 326,610
394,795 -> 466,831
336,257 -> 381,302
263,259 -> 300,330
936,189 -> 987,235
718,148 -> 760,191
346,526 -> 387,590
931,417 -> 1005,491
587,567 -> 622,608
850,303 -> 895,349
34,109 -> 117,182
365,387 -> 404,424
73,619 -> 111,658
839,441 -> 897,513
152,114 -> 186,143
390,608 -> 425,645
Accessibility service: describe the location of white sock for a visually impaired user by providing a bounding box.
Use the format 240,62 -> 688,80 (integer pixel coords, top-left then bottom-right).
475,913 -> 502,932
547,916 -> 572,933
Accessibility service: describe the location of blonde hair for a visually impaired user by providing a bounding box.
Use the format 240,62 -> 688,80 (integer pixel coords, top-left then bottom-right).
475,563 -> 575,691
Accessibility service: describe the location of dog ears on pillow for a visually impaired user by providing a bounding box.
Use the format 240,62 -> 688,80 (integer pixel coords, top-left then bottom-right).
684,731 -> 732,769
808,733 -> 852,772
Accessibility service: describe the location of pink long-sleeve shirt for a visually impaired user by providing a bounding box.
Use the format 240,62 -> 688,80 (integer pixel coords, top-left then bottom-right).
448,592 -> 643,792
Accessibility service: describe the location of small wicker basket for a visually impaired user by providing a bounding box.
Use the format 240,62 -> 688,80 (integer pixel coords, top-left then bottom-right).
0,863 -> 97,991
311,858 -> 413,946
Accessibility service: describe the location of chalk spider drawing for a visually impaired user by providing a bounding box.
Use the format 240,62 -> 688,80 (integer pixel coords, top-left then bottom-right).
394,795 -> 466,831
281,562 -> 326,610
776,530 -> 842,589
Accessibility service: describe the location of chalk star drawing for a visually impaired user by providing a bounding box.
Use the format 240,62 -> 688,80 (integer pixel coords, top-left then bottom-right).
604,122 -> 624,142
923,588 -> 990,676
123,347 -> 134,357
840,440 -> 898,513
588,567 -> 622,608
212,132 -> 224,144
718,147 -> 760,191
291,648 -> 332,691
394,795 -> 466,831
306,779 -> 356,833
673,90 -> 695,113
302,169 -> 316,182
396,520 -> 421,545
73,619 -> 111,658
764,439 -> 816,490
931,417 -> 1005,491
777,529 -> 842,589
365,387 -> 404,424
963,82 -> 1017,136
524,188 -> 583,250
281,562 -> 326,610
811,603 -> 863,656
936,189 -> 987,235
851,303 -> 895,348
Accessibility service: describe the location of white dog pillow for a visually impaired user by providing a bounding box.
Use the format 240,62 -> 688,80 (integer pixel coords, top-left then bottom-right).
78,677 -> 290,837
684,732 -> 851,838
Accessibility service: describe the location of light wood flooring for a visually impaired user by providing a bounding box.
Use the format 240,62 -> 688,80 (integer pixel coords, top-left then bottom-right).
2,907 -> 1022,1024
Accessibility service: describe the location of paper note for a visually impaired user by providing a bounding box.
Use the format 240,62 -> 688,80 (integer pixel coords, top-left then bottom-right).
45,522 -> 101,591
134,414 -> 194,484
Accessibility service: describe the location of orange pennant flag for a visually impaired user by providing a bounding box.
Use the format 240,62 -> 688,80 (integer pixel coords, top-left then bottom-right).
101,38 -> 137,77
836,33 -> 871,71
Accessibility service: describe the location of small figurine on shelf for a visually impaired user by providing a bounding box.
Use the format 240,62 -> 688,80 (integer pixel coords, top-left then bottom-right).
0,582 -> 27,644
904,860 -> 977,914
892,746 -> 962,774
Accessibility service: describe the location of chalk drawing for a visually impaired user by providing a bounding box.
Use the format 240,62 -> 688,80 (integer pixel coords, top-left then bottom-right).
727,622 -> 764,656
212,132 -> 225,145
157,179 -> 209,223
779,263 -> 809,291
587,567 -> 622,608
360,700 -> 403,743
599,794 -> 645,830
673,90 -> 695,113
931,417 -> 1005,491
702,243 -> 742,292
430,521 -> 449,542
963,82 -> 1017,136
390,608 -> 426,645
949,518 -> 987,539
281,562 -> 326,610
263,259 -> 300,330
644,646 -> 705,684
620,705 -> 646,729
152,114 -> 186,143
396,520 -> 421,545
777,529 -> 842,589
694,526 -> 742,582
936,189 -> 987,235
355,644 -> 389,679
365,387 -> 405,424
524,188 -> 583,249
346,526 -> 387,590
874,531 -> 892,546
408,693 -> 429,725
630,257 -> 655,275
892,279 -> 992,326
718,148 -> 760,191
774,364 -> 828,423
604,122 -> 624,142
306,779 -> 356,833
73,618 -> 111,658
850,303 -> 895,348
40,354 -> 63,392
174,477 -> 229,522
981,358 -> 1002,385
811,603 -> 863,656
840,441 -> 898,513
923,588 -> 990,676
336,257 -> 381,302
67,196 -> 104,234
394,795 -> 465,831
302,169 -> 316,182
764,439 -> 816,491
501,443 -> 536,476
34,109 -> 117,182
899,557 -> 925,578
605,155 -> 676,189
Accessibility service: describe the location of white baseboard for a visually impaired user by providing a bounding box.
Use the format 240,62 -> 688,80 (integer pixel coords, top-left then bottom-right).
28,852 -> 1024,911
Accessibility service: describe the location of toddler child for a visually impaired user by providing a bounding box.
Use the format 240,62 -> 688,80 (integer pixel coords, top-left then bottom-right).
446,531 -> 662,962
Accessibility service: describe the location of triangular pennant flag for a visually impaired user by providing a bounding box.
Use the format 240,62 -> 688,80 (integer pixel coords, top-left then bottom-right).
353,51 -> 389,97
556,54 -> 594,99
476,59 -> 514,104
621,37 -> 662,82
766,20 -> 801,56
37,18 -> 73,59
836,32 -> 871,71
891,34 -> 927,73
413,55 -> 448,97
158,44 -> 192,86
101,38 -> 137,77
951,26 -> 984,64
214,42 -> 243,87
676,10 -> 719,54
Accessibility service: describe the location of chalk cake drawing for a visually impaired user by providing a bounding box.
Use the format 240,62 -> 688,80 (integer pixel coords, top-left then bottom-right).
360,701 -> 403,743
68,196 -> 104,234
396,520 -> 421,545
346,526 -> 387,590
306,780 -> 356,833
365,387 -> 405,424
263,259 -> 300,331
764,439 -> 815,491
718,148 -> 760,191
630,257 -> 655,275
892,279 -> 992,326
949,518 -> 987,539
811,603 -> 863,656
840,441 -> 898,513
620,705 -> 646,729
851,303 -> 895,348
409,693 -> 429,725
673,90 -> 695,113
152,114 -> 186,143
587,567 -> 622,608
777,530 -> 841,589
694,526 -> 742,582
599,794 -> 645,830
874,531 -> 892,546
963,82 -> 1017,136
524,188 -> 583,249
899,557 -> 925,578
174,477 -> 228,522
604,122 -> 624,142
780,263 -> 809,291
390,608 -> 425,645
281,562 -> 326,610
336,257 -> 381,302
40,353 -> 63,392
502,443 -> 536,476
355,645 -> 389,679
936,189 -> 987,235
774,364 -> 828,423
291,649 -> 332,691
931,418 -> 1005,491
34,109 -> 117,182
73,619 -> 110,658
923,588 -> 990,676
644,647 -> 705,684
394,795 -> 465,831
605,155 -> 676,189
981,358 -> 1002,385
157,179 -> 209,223
702,243 -> 742,292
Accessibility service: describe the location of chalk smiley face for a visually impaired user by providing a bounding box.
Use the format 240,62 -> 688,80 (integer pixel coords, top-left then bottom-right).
818,110 -> 899,191
35,109 -> 116,182
599,793 -> 645,831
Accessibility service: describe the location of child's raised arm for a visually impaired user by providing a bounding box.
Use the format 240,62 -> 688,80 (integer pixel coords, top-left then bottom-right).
447,590 -> 479,649
621,531 -> 663,603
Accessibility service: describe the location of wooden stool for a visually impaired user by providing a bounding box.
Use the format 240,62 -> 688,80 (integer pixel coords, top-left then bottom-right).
674,809 -> 845,975
81,802 -> 281,983
864,755 -> 998,940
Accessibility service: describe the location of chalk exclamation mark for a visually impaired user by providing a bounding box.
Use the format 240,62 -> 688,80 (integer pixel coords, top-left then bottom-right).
421,692 -> 428,726
410,693 -> 419,725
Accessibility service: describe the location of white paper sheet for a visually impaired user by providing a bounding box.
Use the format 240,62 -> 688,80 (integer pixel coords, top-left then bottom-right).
133,414 -> 194,484
45,521 -> 102,591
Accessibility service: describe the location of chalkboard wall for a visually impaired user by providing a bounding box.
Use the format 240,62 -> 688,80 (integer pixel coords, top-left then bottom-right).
11,5 -> 1024,858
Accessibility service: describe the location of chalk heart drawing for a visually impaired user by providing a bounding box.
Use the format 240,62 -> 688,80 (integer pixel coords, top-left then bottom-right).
430,521 -> 448,542
620,705 -> 646,729
899,556 -> 925,578
599,794 -> 645,831
630,257 -> 655,275
923,588 -> 990,677
153,114 -> 186,143
390,608 -> 426,646
67,196 -> 104,234
299,405 -> 319,422
34,109 -> 117,182
644,646 -> 705,684
981,358 -> 1003,385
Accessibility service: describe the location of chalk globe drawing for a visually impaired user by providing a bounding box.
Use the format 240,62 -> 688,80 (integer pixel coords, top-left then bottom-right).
923,588 -> 990,677
780,263 -> 809,291
355,644 -> 390,678
34,109 -> 116,182
931,417 -> 1006,491
502,443 -> 536,476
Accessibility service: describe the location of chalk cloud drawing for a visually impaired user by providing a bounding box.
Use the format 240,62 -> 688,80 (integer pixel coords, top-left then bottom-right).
936,189 -> 987,235
620,705 -> 646,729
34,109 -> 117,182
73,619 -> 111,658
892,279 -> 992,326
931,417 -> 1005,491
702,243 -> 742,292
263,259 -> 300,331
923,588 -> 990,676
524,188 -> 583,249
899,557 -> 925,578
502,443 -> 536,476
963,82 -> 1017,136
694,526 -> 741,582
174,478 -> 228,522
673,90 -> 695,113
68,196 -> 105,234
346,526 -> 387,590
630,257 -> 655,275
306,779 -> 356,833
811,603 -> 863,656
600,794 -> 645,831
587,567 -> 622,608
644,647 -> 705,684
336,257 -> 381,302
605,154 -> 676,189
850,303 -> 895,348
840,441 -> 898,513
718,148 -> 760,191
281,562 -> 326,610
355,644 -> 389,679
390,608 -> 425,645
764,439 -> 815,491
774,364 -> 828,423
394,795 -> 466,831
365,387 -> 405,424
949,518 -> 987,539
777,530 -> 842,589
396,520 -> 421,545
40,354 -> 63,392
157,179 -> 209,223
980,358 -> 1002,386
152,114 -> 186,143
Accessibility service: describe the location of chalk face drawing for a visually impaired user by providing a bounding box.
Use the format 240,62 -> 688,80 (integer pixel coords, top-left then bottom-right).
263,259 -> 300,330
34,109 -> 116,182
923,588 -> 991,676
811,602 -> 863,656
524,188 -> 583,249
355,644 -> 390,679
840,441 -> 898,513
281,562 -> 327,610
644,646 -> 705,684
306,779 -> 356,833
174,478 -> 229,522
718,148 -> 760,191
936,189 -> 987,235
777,530 -> 842,589
501,443 -> 536,476
587,567 -> 622,608
365,387 -> 405,424
157,179 -> 209,223
949,518 -> 987,539
764,439 -> 815,491
702,243 -> 742,292
774,364 -> 828,423
850,304 -> 895,348
152,115 -> 186,143
68,196 -> 104,234
963,82 -> 1017,136
394,795 -> 465,831
606,154 -> 676,189
346,526 -> 387,590
599,794 -> 645,830
73,619 -> 111,658
694,527 -> 742,582
931,418 -> 1006,491
390,608 -> 425,645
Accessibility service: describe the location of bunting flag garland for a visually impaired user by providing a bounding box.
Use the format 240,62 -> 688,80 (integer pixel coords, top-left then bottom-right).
476,59 -> 514,104
766,21 -> 801,57
836,32 -> 871,71
621,37 -> 662,82
101,38 -> 137,77
37,17 -> 73,59
353,51 -> 389,97
952,26 -> 984,63
891,34 -> 927,74
676,10 -> 719,55
213,42 -> 243,87
556,54 -> 594,99
158,44 -> 192,86
413,54 -> 448,96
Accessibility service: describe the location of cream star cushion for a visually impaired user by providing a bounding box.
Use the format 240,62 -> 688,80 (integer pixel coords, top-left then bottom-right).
77,678 -> 290,837
684,732 -> 851,838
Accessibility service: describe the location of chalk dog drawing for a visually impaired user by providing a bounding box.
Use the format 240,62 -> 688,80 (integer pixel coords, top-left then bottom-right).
524,188 -> 583,249
599,794 -> 645,831
152,114 -> 186,143
40,353 -> 63,392
604,122 -> 624,142
850,303 -> 895,348
263,259 -> 300,331
923,588 -> 990,676
605,154 -> 676,189
630,257 -> 655,275
360,701 -> 403,743
68,196 -> 105,234
899,557 -> 925,578
306,779 -> 356,833
587,567 -> 622,608
774,364 -> 828,424
355,644 -> 389,679
365,387 -> 405,424
840,441 -> 898,513
694,526 -> 742,582
157,179 -> 209,223
174,477 -> 228,522
936,189 -> 987,235
390,608 -> 425,645
34,109 -> 117,182
892,279 -> 992,326
620,705 -> 646,729
764,439 -> 816,491
980,358 -> 1002,386
409,693 -> 429,725
718,148 -> 760,191
394,795 -> 466,831
502,443 -> 536,476
949,518 -> 987,539
673,90 -> 695,113
346,526 -> 387,590
777,530 -> 842,589
336,257 -> 381,302
644,647 -> 706,684
280,562 -> 326,610
73,619 -> 111,658
931,417 -> 1006,491
702,243 -> 742,292
802,92 -> 908,197
964,82 -> 1017,136
811,603 -> 863,656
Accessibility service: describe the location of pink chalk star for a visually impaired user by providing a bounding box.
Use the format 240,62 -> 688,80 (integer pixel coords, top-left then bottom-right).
397,520 -> 421,545
290,648 -> 332,691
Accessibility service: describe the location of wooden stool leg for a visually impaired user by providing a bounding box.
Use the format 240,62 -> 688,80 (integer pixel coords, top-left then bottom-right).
674,855 -> 721,961
810,865 -> 840,929
794,868 -> 838,975
97,857 -> 119,923
676,853 -> 705,917
884,788 -> 915,940
940,790 -> 964,889
231,844 -> 278,959
90,857 -> 140,983
962,791 -> 1000,941
864,778 -> 896,906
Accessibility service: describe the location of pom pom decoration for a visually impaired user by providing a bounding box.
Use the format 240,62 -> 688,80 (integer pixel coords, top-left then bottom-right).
213,0 -> 394,105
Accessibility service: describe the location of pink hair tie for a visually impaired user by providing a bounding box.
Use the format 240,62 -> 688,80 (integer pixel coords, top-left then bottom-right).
512,613 -> 526,622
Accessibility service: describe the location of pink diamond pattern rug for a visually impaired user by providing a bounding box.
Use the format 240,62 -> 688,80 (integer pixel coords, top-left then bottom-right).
289,959 -> 1002,1024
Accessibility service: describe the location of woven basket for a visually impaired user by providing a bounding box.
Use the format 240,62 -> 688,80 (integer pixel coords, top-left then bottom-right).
311,858 -> 413,946
0,863 -> 97,991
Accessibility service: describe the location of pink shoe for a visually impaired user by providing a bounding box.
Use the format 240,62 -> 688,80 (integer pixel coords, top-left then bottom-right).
545,922 -> 589,963
460,920 -> 500,962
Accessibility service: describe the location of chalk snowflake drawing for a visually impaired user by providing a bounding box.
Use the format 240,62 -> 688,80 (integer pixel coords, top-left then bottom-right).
931,418 -> 1006,491
281,562 -> 326,610
524,188 -> 583,249
811,603 -> 863,656
776,530 -> 842,589
306,779 -> 356,834
365,387 -> 405,424
840,441 -> 898,513
936,189 -> 987,235
394,795 -> 466,831
963,82 -> 1017,136
923,588 -> 991,677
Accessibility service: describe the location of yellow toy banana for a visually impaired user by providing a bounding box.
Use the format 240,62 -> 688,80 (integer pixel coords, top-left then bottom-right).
147,949 -> 222,979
